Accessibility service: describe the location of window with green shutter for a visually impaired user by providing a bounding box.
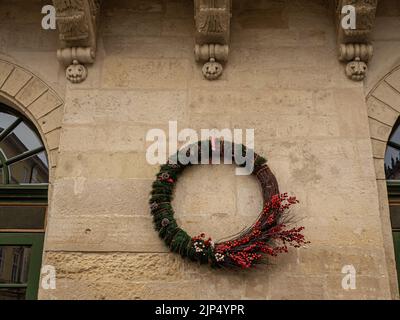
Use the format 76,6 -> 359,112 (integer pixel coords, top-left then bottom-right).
0,104 -> 48,300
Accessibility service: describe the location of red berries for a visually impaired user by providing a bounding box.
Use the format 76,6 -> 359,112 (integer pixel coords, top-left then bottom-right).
213,193 -> 309,269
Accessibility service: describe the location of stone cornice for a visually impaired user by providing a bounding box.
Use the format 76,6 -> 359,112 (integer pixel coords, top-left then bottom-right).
51,0 -> 380,83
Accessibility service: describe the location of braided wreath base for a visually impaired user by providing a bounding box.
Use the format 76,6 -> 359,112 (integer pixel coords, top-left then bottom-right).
149,140 -> 309,269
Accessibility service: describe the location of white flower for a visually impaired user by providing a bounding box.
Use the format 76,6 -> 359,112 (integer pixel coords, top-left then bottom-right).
215,253 -> 225,262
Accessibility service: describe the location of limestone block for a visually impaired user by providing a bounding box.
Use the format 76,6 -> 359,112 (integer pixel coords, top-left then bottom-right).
102,57 -> 190,89
165,0 -> 193,18
28,90 -> 63,119
40,279 -> 203,300
59,124 -> 148,153
314,90 -> 336,116
102,12 -> 163,38
6,52 -> 63,86
63,89 -> 187,125
39,106 -> 64,134
386,69 -> 400,93
15,77 -> 48,107
374,158 -> 386,180
333,88 -> 371,138
45,215 -> 166,252
45,129 -> 61,151
324,275 -> 391,299
5,23 -> 57,52
372,82 -> 400,112
189,88 -> 313,115
1,67 -> 32,97
367,96 -> 399,126
43,252 -> 183,282
275,115 -> 340,138
173,165 -> 237,218
102,36 -> 193,59
368,118 -> 392,141
50,178 -> 152,217
49,149 -> 59,169
303,219 -> 383,247
277,66 -> 361,90
236,174 -> 264,216
0,61 -> 14,87
162,19 -> 194,37
298,246 -> 388,277
268,274 -> 325,299
56,152 -> 158,179
232,29 -> 326,48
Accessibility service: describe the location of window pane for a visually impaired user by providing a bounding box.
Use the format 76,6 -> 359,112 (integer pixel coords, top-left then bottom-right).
390,125 -> 400,145
0,111 -> 17,133
385,146 -> 400,179
0,206 -> 46,230
0,125 -> 43,162
9,152 -> 49,184
11,122 -> 42,153
390,205 -> 400,230
0,287 -> 26,300
0,246 -> 31,284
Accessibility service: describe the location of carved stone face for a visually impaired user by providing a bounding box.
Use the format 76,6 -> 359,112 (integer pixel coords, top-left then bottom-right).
345,58 -> 367,81
66,60 -> 88,84
202,60 -> 223,80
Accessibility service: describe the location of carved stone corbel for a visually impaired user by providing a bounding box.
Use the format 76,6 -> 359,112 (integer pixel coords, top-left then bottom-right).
194,0 -> 232,80
334,0 -> 377,81
53,0 -> 101,83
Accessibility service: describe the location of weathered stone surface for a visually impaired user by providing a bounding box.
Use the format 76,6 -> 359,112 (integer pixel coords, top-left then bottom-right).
28,90 -> 63,119
372,82 -> 400,112
0,0 -> 397,300
1,67 -> 32,97
45,128 -> 61,151
0,61 -> 14,87
56,152 -> 158,179
385,69 -> 400,93
367,96 -> 399,126
50,178 -> 152,217
63,89 -> 187,125
102,57 -> 190,89
15,77 -> 48,107
43,252 -> 183,282
45,215 -> 167,252
39,106 -> 64,134
368,118 -> 393,141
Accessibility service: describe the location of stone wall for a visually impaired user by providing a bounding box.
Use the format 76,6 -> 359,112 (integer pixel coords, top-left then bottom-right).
0,0 -> 398,299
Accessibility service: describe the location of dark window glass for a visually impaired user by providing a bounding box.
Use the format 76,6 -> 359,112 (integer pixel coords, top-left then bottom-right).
0,123 -> 43,160
389,125 -> 400,145
0,207 -> 46,230
0,112 -> 17,133
0,105 -> 48,185
0,246 -> 31,284
9,152 -> 48,185
385,146 -> 400,179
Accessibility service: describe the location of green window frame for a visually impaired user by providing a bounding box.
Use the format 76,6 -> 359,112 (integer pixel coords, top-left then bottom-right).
0,233 -> 44,300
0,104 -> 49,300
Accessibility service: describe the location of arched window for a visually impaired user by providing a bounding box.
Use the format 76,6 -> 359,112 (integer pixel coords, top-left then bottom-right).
384,118 -> 400,290
0,103 -> 48,300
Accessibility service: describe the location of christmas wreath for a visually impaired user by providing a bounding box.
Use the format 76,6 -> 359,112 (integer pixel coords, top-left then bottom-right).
149,140 -> 309,269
